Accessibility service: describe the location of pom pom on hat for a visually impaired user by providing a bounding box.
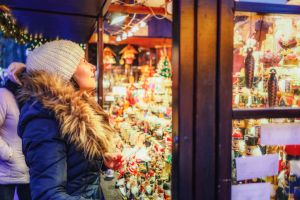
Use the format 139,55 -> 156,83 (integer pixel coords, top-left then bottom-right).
26,40 -> 85,81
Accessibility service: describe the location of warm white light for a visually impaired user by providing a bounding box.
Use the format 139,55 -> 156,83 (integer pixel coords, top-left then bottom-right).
140,21 -> 146,27
122,32 -> 127,40
116,35 -> 121,42
127,31 -> 133,37
110,13 -> 127,25
132,26 -> 139,32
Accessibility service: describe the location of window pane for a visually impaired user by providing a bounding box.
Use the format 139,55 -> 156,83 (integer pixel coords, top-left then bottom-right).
232,118 -> 300,199
233,12 -> 300,109
102,45 -> 173,199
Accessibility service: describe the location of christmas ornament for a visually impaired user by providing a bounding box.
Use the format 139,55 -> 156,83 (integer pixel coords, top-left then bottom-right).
103,47 -> 116,70
157,47 -> 172,78
267,69 -> 278,107
260,50 -> 281,68
245,47 -> 255,89
120,45 -> 138,65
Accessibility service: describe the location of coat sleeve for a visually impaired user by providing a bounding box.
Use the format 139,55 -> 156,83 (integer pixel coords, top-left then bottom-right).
0,90 -> 13,161
22,118 -> 90,200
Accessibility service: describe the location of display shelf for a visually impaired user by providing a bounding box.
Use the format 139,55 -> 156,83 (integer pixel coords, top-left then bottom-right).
233,12 -> 300,109
235,2 -> 300,14
233,108 -> 300,119
102,45 -> 172,199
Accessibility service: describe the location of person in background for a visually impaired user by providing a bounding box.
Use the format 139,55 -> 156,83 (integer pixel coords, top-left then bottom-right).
0,62 -> 31,200
17,40 -> 123,200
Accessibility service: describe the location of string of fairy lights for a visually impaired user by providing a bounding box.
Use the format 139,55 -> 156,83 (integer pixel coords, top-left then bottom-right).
0,6 -> 85,50
0,8 -> 48,50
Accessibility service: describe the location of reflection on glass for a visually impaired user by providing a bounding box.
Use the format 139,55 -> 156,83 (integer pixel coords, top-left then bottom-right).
233,12 -> 300,108
232,118 -> 300,199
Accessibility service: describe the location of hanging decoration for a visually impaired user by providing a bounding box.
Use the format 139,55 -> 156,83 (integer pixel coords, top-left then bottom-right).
103,47 -> 116,70
267,68 -> 278,107
0,6 -> 86,51
244,47 -> 255,89
120,45 -> 138,65
157,47 -> 172,78
0,6 -> 48,50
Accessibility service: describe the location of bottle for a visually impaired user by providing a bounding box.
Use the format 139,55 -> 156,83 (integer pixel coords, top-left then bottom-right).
245,47 -> 255,89
267,69 -> 278,107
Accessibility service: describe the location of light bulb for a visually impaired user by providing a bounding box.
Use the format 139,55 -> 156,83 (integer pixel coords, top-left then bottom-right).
122,32 -> 127,40
127,31 -> 133,37
116,35 -> 121,42
140,21 -> 146,27
132,26 -> 139,32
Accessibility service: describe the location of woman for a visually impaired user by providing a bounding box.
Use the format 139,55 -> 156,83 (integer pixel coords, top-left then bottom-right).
0,62 -> 31,200
17,40 -> 123,200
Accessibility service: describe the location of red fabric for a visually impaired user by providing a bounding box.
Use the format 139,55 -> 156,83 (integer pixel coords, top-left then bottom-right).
233,52 -> 244,74
285,145 -> 300,156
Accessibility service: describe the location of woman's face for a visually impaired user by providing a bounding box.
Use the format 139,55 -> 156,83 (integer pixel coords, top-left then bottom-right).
73,58 -> 97,91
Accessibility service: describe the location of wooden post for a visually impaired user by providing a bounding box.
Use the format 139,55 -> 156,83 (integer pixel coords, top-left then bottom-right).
172,0 -> 195,199
97,13 -> 104,106
217,0 -> 234,199
194,0 -> 218,199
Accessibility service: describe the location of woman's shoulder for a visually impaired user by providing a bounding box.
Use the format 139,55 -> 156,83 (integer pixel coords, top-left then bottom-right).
0,88 -> 14,100
18,99 -> 59,138
21,99 -> 53,117
0,88 -> 17,108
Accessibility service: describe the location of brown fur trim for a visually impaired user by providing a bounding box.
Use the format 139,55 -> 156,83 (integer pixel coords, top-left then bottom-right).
18,71 -> 115,160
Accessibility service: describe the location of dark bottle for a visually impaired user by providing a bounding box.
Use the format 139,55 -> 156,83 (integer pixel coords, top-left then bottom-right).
267,69 -> 278,107
245,47 -> 255,89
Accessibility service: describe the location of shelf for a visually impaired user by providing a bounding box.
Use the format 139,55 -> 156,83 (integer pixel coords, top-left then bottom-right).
232,108 -> 300,119
235,2 -> 300,14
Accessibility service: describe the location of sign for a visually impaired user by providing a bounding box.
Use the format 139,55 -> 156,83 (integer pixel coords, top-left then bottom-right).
236,154 -> 278,181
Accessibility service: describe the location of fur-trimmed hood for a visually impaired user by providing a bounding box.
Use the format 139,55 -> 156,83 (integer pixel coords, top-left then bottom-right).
18,71 -> 115,160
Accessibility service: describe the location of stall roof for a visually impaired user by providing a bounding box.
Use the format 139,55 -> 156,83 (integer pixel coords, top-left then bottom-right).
1,0 -> 109,42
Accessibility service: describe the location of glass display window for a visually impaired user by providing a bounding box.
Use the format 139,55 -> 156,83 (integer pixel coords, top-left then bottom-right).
233,12 -> 300,109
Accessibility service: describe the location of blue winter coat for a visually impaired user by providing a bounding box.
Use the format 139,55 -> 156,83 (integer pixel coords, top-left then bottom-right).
17,72 -> 115,200
18,99 -> 103,200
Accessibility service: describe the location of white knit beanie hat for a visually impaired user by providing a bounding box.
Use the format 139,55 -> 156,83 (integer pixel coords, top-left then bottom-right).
26,40 -> 85,81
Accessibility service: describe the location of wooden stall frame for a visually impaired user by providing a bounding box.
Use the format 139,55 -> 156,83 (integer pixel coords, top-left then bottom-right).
217,1 -> 300,200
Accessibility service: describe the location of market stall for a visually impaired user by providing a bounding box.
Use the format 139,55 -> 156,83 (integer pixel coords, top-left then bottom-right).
230,1 -> 300,200
0,1 -> 177,199
89,3 -> 174,198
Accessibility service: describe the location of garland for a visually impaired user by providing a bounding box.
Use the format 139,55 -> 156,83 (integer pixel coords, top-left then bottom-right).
0,6 -> 47,50
0,6 -> 49,50
0,6 -> 87,50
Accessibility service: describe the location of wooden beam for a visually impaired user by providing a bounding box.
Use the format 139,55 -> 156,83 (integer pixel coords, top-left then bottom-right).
109,37 -> 172,48
233,108 -> 300,119
108,4 -> 166,15
101,0 -> 112,17
97,14 -> 104,106
172,0 -> 195,199
89,33 -> 172,48
217,0 -> 234,199
195,0 -> 218,199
